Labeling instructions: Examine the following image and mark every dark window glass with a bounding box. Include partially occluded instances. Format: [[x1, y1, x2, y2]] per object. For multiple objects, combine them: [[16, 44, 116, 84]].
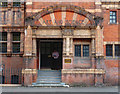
[[106, 44, 113, 56], [12, 43, 20, 53], [12, 32, 20, 41], [115, 44, 120, 56], [0, 1, 8, 7], [83, 45, 89, 57], [13, 1, 20, 7], [75, 45, 81, 57], [0, 32, 7, 41], [0, 43, 7, 53], [17, 10, 21, 18], [110, 11, 117, 24], [11, 75, 19, 84], [13, 11, 15, 23], [3, 11, 6, 23]]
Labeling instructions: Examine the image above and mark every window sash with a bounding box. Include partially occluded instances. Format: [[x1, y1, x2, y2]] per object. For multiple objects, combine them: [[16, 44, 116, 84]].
[[75, 45, 81, 57], [12, 32, 20, 41], [110, 11, 117, 24], [12, 43, 20, 53], [0, 2, 8, 7], [13, 2, 21, 7], [106, 45, 113, 56], [115, 45, 120, 56], [0, 43, 7, 53], [83, 45, 89, 57], [0, 32, 7, 41]]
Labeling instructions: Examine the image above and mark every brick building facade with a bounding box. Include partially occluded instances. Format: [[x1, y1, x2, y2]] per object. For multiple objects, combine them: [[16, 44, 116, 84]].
[[0, 0, 119, 86]]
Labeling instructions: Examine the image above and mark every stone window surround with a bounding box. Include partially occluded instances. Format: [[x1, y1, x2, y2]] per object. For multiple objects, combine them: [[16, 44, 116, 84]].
[[73, 41, 91, 58], [104, 41, 120, 58], [0, 31, 24, 56]]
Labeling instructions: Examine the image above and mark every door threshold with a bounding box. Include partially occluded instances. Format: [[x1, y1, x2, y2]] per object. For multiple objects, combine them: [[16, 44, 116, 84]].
[[39, 68, 52, 70]]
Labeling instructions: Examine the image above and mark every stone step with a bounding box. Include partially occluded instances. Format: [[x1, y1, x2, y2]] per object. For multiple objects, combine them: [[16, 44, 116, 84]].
[[35, 80, 61, 84], [37, 76, 61, 78], [32, 83, 69, 87], [33, 70, 63, 86], [37, 79, 61, 82]]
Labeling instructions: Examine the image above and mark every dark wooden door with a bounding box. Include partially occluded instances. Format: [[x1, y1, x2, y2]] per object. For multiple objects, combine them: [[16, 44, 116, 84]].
[[40, 42, 62, 69]]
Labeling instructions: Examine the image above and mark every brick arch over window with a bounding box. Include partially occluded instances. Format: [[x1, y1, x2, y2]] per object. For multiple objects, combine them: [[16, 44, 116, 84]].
[[26, 5, 102, 26]]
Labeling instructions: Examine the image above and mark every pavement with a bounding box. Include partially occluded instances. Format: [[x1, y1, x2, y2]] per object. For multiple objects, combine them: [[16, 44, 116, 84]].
[[1, 86, 119, 93]]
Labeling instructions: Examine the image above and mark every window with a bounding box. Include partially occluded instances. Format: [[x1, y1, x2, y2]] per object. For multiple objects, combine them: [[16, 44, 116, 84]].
[[11, 75, 19, 84], [13, 0, 21, 7], [12, 32, 20, 41], [3, 11, 6, 24], [0, 43, 7, 53], [0, 0, 8, 7], [106, 44, 113, 56], [75, 45, 81, 57], [115, 44, 120, 56], [12, 43, 20, 53], [12, 32, 20, 53], [0, 32, 7, 41], [13, 11, 15, 24], [110, 11, 117, 24], [83, 45, 89, 57], [0, 32, 7, 53], [74, 44, 90, 57]]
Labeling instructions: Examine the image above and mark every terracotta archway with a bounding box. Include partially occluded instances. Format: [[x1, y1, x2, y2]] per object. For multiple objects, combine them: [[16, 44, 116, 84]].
[[26, 4, 99, 27]]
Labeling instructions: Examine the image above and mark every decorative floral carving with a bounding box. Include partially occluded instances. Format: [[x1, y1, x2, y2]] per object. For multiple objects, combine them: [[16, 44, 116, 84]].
[[61, 29, 73, 36]]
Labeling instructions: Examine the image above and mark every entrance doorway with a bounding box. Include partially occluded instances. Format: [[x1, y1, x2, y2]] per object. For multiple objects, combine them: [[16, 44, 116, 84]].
[[39, 39, 63, 70]]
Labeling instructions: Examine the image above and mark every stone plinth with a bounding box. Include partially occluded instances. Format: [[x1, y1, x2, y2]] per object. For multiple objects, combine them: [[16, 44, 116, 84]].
[[22, 69, 37, 86]]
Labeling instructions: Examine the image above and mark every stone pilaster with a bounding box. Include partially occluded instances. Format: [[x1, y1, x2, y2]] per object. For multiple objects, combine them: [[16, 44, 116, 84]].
[[95, 25, 104, 57], [7, 32, 12, 55], [95, 25, 104, 86], [20, 32, 24, 54], [24, 25, 32, 56], [91, 38, 95, 68], [70, 38, 73, 55], [66, 37, 70, 56], [15, 12, 17, 24], [95, 0, 102, 17], [32, 38, 36, 56], [63, 38, 66, 55], [7, 10, 12, 26]]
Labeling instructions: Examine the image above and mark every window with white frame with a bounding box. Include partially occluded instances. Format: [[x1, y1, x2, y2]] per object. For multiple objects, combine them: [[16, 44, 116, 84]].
[[110, 11, 117, 24]]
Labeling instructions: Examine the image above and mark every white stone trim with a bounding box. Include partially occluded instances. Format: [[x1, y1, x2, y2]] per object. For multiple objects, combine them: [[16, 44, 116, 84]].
[[26, 2, 32, 5]]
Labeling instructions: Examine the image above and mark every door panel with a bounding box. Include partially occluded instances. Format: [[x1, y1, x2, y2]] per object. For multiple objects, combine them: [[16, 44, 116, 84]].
[[40, 42, 62, 69]]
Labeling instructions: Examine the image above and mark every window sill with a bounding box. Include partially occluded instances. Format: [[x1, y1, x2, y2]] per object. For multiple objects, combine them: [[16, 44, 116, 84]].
[[108, 22, 119, 25], [105, 56, 120, 59], [0, 52, 23, 57], [74, 56, 90, 59]]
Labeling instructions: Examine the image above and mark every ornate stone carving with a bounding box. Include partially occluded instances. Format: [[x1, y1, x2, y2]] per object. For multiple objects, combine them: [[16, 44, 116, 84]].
[[61, 29, 73, 36]]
